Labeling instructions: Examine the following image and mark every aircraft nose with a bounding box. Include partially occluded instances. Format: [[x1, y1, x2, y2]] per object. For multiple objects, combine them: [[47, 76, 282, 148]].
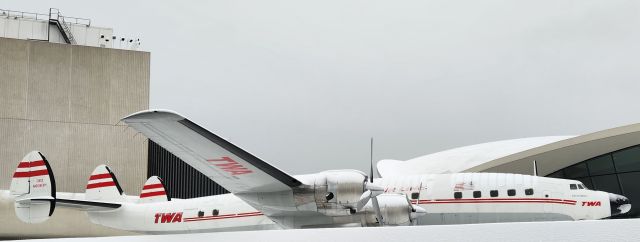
[[609, 193, 631, 217]]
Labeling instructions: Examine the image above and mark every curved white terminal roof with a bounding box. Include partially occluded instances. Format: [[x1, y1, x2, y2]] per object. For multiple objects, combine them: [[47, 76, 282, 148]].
[[377, 123, 640, 177], [377, 136, 573, 177]]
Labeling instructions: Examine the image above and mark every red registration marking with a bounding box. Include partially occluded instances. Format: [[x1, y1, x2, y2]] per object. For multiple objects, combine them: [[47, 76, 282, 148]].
[[207, 157, 253, 176]]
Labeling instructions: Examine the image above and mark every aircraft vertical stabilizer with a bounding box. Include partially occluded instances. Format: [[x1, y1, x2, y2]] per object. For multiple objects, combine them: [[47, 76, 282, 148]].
[[9, 151, 56, 223], [85, 165, 125, 202], [139, 176, 170, 203]]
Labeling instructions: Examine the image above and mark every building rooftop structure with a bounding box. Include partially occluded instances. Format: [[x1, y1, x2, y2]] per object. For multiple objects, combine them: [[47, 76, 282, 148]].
[[0, 8, 140, 49]]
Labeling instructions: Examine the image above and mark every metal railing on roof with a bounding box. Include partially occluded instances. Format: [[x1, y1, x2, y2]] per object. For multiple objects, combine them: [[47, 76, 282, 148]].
[[0, 8, 90, 26]]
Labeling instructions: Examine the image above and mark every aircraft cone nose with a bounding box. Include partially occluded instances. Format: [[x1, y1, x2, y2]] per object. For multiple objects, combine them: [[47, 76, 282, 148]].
[[609, 193, 631, 217]]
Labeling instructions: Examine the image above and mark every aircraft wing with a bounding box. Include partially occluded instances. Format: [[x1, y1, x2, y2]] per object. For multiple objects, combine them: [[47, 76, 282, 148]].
[[122, 110, 302, 194]]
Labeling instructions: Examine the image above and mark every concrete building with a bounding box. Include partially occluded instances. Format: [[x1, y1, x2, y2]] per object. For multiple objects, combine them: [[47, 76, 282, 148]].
[[0, 9, 149, 238]]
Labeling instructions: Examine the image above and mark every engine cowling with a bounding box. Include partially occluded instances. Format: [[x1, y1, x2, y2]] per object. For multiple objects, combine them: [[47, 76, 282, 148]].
[[362, 194, 426, 226]]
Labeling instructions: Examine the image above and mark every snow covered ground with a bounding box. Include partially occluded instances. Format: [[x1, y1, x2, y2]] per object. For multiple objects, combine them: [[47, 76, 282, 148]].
[[12, 218, 640, 242]]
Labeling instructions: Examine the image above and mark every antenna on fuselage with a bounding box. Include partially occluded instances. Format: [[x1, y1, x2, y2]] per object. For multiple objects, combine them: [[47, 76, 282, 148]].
[[533, 160, 538, 176]]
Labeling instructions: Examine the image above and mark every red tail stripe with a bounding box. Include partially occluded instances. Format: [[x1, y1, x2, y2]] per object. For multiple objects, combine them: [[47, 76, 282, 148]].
[[13, 169, 49, 178], [86, 181, 116, 189], [17, 160, 46, 168], [142, 184, 165, 190], [89, 173, 113, 181], [140, 191, 167, 198]]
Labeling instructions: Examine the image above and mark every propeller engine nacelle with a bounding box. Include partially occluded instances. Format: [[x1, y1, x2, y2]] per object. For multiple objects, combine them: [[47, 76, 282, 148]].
[[310, 170, 383, 216], [362, 194, 427, 226]]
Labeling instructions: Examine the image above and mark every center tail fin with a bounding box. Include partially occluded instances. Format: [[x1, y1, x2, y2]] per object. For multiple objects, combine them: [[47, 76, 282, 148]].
[[139, 176, 170, 203], [85, 165, 125, 202], [9, 151, 56, 223]]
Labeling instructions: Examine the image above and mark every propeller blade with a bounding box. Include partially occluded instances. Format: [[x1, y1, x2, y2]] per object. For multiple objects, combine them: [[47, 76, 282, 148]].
[[371, 196, 384, 226], [356, 190, 372, 211], [410, 205, 427, 220]]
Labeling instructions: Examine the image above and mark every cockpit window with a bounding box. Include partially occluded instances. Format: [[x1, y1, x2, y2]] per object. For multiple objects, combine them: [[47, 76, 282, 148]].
[[570, 184, 577, 190], [577, 184, 584, 189]]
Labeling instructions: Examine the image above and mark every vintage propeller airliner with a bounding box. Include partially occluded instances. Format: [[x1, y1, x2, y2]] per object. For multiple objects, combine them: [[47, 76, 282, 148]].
[[9, 110, 631, 234]]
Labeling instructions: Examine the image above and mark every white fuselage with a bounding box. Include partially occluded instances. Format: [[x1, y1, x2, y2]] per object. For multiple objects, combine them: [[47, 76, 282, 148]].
[[73, 173, 615, 234]]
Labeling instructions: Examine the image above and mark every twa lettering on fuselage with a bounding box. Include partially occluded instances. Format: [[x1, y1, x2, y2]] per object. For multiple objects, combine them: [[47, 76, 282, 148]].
[[582, 201, 602, 206], [154, 212, 183, 223], [207, 157, 253, 176]]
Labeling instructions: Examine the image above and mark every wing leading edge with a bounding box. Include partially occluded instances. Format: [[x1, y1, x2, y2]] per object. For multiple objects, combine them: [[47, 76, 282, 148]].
[[122, 110, 302, 194]]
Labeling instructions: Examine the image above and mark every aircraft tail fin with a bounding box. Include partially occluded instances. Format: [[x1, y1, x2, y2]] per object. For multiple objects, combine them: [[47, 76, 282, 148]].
[[139, 176, 170, 203], [9, 151, 56, 223], [85, 165, 125, 202]]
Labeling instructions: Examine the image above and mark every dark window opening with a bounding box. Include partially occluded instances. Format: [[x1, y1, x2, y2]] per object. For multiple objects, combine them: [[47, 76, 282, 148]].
[[525, 188, 534, 195], [473, 191, 481, 198], [490, 190, 498, 197], [454, 192, 462, 199], [198, 211, 204, 217], [570, 184, 577, 190], [325, 192, 334, 201], [212, 209, 219, 216], [577, 184, 584, 189], [507, 189, 516, 196], [411, 192, 419, 200]]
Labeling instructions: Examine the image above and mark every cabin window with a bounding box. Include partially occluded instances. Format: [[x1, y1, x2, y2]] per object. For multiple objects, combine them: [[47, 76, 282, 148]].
[[570, 184, 577, 190], [577, 184, 584, 189], [473, 191, 481, 198], [212, 209, 219, 216], [454, 192, 462, 199], [198, 211, 204, 217], [490, 190, 499, 197], [411, 192, 419, 199], [507, 189, 516, 196], [525, 188, 534, 195]]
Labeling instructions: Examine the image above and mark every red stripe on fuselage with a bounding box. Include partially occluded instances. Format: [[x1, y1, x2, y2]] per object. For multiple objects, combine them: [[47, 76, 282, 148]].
[[183, 212, 264, 222], [89, 173, 112, 180], [413, 198, 576, 205], [140, 191, 166, 198], [86, 181, 116, 189], [142, 184, 164, 190], [12, 169, 48, 178]]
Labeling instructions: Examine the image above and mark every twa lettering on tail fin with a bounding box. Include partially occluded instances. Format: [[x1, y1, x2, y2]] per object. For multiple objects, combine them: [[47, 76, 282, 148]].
[[139, 176, 170, 203], [85, 165, 125, 202], [9, 151, 56, 223]]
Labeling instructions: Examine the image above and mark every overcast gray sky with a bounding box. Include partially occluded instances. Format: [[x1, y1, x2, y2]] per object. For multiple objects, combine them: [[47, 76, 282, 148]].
[[5, 0, 640, 174]]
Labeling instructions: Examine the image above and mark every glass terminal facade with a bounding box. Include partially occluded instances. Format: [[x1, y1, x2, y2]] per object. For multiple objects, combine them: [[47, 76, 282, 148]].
[[547, 145, 640, 218]]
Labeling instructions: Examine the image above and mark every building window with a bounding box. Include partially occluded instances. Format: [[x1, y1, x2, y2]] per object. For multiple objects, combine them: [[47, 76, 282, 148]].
[[473, 191, 481, 198], [507, 189, 516, 196], [570, 184, 577, 190], [525, 188, 534, 195], [613, 146, 640, 173], [490, 190, 498, 197], [586, 155, 615, 176], [454, 192, 462, 199], [411, 192, 419, 199]]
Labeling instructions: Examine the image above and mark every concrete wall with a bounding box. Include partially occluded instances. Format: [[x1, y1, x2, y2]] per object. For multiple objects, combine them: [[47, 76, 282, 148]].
[[0, 37, 149, 238]]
